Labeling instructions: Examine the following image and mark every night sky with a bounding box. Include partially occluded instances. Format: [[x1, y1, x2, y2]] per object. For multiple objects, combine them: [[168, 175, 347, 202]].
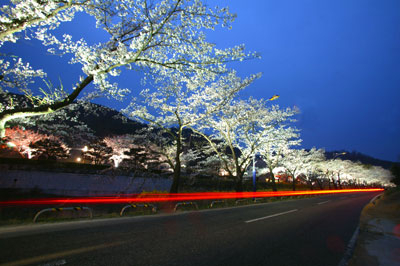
[[2, 0, 400, 162]]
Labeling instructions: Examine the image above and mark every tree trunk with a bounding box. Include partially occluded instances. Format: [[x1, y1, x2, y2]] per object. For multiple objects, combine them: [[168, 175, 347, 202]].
[[169, 165, 181, 193], [331, 177, 337, 189], [234, 168, 245, 192], [292, 176, 296, 191], [307, 180, 314, 190], [169, 131, 182, 194], [269, 167, 277, 191], [316, 179, 323, 190]]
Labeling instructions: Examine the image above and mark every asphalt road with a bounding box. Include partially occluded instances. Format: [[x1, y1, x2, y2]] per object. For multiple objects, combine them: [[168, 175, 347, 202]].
[[0, 191, 380, 266]]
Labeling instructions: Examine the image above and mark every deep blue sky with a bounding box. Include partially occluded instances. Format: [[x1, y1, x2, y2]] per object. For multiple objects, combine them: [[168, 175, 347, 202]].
[[208, 0, 400, 162], [2, 0, 400, 162]]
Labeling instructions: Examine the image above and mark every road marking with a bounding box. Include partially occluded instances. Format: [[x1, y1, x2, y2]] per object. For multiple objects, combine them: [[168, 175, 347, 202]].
[[317, 200, 330, 205], [245, 209, 298, 223], [39, 259, 66, 266]]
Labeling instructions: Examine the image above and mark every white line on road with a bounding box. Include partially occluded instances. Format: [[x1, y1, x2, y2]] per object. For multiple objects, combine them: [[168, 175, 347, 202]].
[[245, 209, 298, 223], [317, 200, 330, 205], [40, 259, 67, 266]]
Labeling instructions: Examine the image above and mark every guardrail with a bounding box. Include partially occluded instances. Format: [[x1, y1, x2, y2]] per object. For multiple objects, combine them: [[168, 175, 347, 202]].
[[120, 203, 157, 216], [33, 207, 93, 223], [235, 199, 248, 205], [174, 202, 199, 212], [210, 200, 225, 208]]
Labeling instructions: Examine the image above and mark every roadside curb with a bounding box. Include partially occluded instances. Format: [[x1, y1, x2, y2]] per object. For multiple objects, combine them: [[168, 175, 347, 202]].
[[338, 226, 360, 266], [346, 190, 400, 266], [338, 192, 383, 266]]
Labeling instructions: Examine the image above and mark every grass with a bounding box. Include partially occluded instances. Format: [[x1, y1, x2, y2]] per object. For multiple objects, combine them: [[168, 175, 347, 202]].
[[360, 187, 400, 222]]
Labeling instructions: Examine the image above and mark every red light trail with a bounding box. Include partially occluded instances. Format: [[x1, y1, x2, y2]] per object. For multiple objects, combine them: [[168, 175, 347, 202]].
[[0, 189, 384, 206]]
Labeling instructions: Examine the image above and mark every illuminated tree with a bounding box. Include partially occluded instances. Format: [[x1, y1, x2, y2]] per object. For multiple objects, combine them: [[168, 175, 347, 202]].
[[81, 139, 112, 165], [125, 69, 258, 193], [3, 126, 47, 158], [29, 137, 70, 160], [123, 145, 158, 171], [298, 148, 326, 189], [0, 0, 256, 138], [197, 98, 298, 191], [258, 126, 301, 191], [317, 158, 394, 189], [103, 135, 136, 168], [280, 148, 325, 191]]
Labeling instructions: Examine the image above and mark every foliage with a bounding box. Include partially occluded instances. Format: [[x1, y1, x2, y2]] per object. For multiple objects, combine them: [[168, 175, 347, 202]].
[[280, 148, 325, 191], [0, 0, 257, 138], [82, 139, 113, 165], [124, 69, 259, 192], [197, 97, 298, 191], [3, 126, 48, 158], [29, 138, 70, 160], [258, 126, 301, 191]]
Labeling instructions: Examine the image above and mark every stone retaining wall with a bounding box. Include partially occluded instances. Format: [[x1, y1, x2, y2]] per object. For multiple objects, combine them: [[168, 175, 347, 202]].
[[0, 170, 172, 196]]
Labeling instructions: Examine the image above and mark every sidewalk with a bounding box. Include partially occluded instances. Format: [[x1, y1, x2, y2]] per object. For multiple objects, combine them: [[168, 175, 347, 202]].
[[348, 189, 400, 266]]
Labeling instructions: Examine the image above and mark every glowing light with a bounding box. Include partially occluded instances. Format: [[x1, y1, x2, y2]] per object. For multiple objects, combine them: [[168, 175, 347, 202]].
[[6, 142, 16, 148], [82, 146, 88, 152], [0, 189, 384, 207], [76, 157, 82, 162], [268, 95, 280, 101]]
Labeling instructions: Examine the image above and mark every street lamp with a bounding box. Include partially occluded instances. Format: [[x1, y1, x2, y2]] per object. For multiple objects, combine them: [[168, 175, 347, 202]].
[[333, 152, 346, 159], [268, 95, 280, 101]]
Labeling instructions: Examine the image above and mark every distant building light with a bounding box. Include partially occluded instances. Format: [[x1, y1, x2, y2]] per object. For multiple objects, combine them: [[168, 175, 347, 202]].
[[76, 157, 82, 162]]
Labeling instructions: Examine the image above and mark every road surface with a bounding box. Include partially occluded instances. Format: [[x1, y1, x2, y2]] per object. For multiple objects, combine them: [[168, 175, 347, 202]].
[[0, 191, 380, 266]]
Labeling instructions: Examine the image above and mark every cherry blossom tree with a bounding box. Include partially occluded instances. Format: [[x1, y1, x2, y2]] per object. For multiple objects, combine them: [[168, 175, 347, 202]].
[[258, 126, 301, 191], [298, 148, 326, 189], [29, 137, 70, 160], [124, 70, 259, 193], [196, 98, 298, 191], [317, 158, 394, 189], [81, 139, 112, 165], [3, 126, 48, 158], [0, 0, 257, 138], [280, 148, 325, 191], [3, 126, 70, 160], [103, 135, 137, 168]]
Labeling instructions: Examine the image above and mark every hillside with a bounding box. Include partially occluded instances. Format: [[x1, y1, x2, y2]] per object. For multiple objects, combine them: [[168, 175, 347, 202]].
[[325, 150, 394, 170], [0, 93, 144, 139], [1, 93, 395, 169]]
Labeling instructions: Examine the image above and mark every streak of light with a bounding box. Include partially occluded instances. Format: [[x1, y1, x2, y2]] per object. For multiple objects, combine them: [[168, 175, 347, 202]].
[[0, 189, 384, 206]]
